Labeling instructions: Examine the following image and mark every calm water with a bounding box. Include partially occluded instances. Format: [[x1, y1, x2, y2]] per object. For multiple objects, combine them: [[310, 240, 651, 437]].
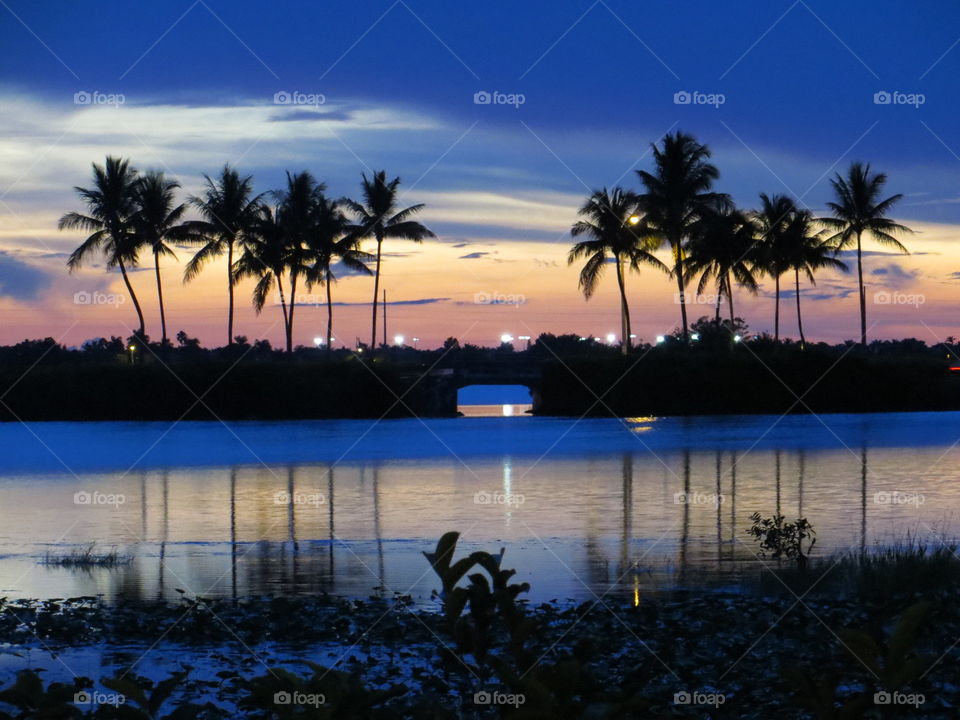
[[0, 412, 958, 604]]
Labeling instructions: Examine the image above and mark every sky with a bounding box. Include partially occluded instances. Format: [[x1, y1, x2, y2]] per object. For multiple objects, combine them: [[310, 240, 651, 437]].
[[1, 0, 960, 348]]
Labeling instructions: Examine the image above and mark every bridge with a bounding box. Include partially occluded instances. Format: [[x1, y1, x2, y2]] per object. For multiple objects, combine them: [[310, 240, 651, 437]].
[[402, 363, 544, 416]]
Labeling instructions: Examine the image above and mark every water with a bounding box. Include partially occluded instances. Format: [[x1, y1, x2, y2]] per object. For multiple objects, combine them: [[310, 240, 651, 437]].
[[0, 412, 958, 605]]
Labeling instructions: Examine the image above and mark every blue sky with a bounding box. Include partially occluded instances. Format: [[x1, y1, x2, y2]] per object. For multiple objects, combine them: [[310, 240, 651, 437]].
[[1, 0, 959, 346]]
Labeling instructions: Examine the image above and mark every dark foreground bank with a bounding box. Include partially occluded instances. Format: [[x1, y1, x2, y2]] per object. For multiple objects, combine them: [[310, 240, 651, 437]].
[[1, 540, 958, 718]]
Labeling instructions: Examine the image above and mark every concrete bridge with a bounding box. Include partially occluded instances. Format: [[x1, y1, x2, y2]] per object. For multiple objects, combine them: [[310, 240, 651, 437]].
[[403, 363, 544, 416]]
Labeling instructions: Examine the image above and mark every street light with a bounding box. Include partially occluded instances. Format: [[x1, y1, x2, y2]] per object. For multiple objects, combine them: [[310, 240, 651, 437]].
[[628, 215, 641, 225], [690, 333, 700, 341], [655, 335, 666, 344], [606, 333, 617, 344], [500, 333, 514, 344], [412, 337, 420, 348], [313, 336, 324, 347], [518, 335, 532, 350], [733, 334, 742, 343], [394, 335, 405, 346]]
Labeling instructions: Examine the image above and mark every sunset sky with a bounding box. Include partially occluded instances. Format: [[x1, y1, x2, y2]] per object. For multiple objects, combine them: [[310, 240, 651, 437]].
[[1, 0, 959, 348]]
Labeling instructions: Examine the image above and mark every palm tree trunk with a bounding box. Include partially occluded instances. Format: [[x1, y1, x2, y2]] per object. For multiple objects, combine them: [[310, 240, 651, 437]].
[[370, 234, 384, 351], [276, 274, 289, 337], [154, 251, 167, 346], [287, 273, 297, 353], [118, 257, 146, 338], [227, 240, 235, 346], [856, 231, 866, 346], [727, 271, 735, 329], [615, 257, 630, 354], [673, 240, 688, 339], [714, 292, 721, 323], [795, 266, 805, 348], [326, 268, 334, 359], [774, 274, 780, 342]]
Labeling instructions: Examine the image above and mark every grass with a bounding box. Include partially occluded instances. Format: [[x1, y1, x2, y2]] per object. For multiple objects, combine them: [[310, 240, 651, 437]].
[[40, 542, 129, 569]]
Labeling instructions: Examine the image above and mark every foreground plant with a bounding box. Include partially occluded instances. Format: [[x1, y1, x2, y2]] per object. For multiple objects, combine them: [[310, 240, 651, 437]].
[[747, 512, 816, 567]]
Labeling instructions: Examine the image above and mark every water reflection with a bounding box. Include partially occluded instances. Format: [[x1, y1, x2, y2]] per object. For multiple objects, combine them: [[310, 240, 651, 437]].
[[0, 422, 954, 605]]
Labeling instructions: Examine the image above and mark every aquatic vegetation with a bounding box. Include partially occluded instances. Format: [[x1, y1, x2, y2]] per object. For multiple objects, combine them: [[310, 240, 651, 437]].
[[746, 512, 816, 566], [41, 543, 129, 569]]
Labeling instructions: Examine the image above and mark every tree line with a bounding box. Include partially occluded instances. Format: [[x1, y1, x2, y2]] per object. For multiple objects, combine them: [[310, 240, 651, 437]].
[[570, 131, 912, 353], [59, 159, 433, 352]]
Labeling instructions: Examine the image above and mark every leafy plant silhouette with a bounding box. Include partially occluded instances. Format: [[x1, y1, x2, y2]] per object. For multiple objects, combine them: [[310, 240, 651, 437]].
[[747, 512, 816, 567]]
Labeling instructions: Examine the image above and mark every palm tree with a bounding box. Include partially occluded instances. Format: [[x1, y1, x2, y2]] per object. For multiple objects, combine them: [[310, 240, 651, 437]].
[[131, 171, 192, 346], [568, 187, 666, 353], [753, 193, 797, 341], [59, 156, 146, 337], [782, 209, 848, 347], [275, 171, 325, 353], [234, 205, 291, 333], [685, 207, 760, 328], [306, 196, 373, 356], [343, 171, 435, 350], [185, 166, 266, 346], [636, 132, 730, 340], [820, 162, 913, 346]]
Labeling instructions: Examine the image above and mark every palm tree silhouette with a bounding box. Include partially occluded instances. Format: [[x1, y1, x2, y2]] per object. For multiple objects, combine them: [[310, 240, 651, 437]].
[[820, 162, 912, 346], [131, 171, 192, 346], [60, 156, 147, 337], [342, 171, 434, 350], [306, 195, 372, 356], [685, 207, 759, 328], [234, 205, 291, 333], [783, 209, 848, 347], [275, 171, 326, 353], [753, 193, 797, 341], [185, 166, 266, 346], [569, 187, 666, 353], [636, 132, 730, 340]]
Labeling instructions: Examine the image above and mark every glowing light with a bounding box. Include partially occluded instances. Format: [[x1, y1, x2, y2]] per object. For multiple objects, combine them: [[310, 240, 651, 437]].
[[313, 337, 324, 347], [394, 335, 405, 346], [518, 335, 531, 340], [606, 333, 617, 344], [628, 214, 641, 225], [690, 333, 700, 341], [128, 345, 136, 351], [502, 404, 514, 416], [500, 333, 514, 343], [633, 575, 640, 607], [733, 334, 742, 343], [655, 335, 665, 344]]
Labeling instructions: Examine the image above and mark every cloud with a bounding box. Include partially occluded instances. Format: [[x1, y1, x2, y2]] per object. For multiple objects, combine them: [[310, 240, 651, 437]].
[[0, 251, 53, 300], [329, 297, 449, 307], [269, 109, 354, 123], [870, 263, 920, 288], [459, 251, 489, 259]]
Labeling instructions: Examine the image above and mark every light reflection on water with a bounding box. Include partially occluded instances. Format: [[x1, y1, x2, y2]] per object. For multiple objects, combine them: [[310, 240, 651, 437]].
[[0, 414, 958, 605]]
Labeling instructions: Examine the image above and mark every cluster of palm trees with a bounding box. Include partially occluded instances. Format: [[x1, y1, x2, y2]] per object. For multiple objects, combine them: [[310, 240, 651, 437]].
[[570, 131, 912, 353], [60, 157, 433, 352]]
